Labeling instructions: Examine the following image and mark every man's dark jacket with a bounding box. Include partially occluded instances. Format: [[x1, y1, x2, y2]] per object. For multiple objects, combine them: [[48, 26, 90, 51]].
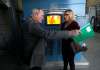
[[22, 17, 71, 66]]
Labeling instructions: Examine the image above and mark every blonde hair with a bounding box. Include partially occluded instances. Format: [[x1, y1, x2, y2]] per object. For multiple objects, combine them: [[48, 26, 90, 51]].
[[64, 9, 75, 20], [32, 8, 43, 16]]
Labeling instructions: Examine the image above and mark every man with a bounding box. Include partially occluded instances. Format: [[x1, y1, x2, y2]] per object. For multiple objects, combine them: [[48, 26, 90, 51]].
[[22, 8, 80, 70]]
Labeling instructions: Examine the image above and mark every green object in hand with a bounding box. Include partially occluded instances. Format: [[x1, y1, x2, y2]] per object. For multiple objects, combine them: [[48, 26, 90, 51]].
[[73, 22, 94, 43]]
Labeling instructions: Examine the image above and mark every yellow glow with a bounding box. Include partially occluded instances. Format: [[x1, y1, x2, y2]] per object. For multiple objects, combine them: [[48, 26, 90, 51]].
[[47, 15, 61, 25]]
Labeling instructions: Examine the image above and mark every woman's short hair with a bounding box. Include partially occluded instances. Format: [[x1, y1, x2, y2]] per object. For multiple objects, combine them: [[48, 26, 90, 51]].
[[64, 9, 75, 20], [64, 9, 73, 13]]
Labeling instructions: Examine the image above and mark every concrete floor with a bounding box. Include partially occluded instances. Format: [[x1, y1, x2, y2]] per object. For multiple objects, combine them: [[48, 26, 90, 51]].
[[83, 32, 100, 70], [0, 32, 100, 70], [43, 32, 100, 70]]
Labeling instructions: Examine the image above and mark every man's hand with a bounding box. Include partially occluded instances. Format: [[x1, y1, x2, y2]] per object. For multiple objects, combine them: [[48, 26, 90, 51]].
[[68, 30, 80, 37]]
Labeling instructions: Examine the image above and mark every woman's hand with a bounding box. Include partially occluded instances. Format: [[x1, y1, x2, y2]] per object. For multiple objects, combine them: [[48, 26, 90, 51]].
[[68, 30, 80, 37]]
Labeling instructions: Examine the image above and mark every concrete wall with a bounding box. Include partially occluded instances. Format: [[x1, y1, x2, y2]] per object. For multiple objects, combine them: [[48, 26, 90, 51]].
[[87, 0, 100, 7], [23, 0, 86, 17]]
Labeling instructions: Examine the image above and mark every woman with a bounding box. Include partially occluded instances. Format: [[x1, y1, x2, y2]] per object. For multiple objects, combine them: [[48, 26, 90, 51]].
[[61, 9, 80, 70]]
